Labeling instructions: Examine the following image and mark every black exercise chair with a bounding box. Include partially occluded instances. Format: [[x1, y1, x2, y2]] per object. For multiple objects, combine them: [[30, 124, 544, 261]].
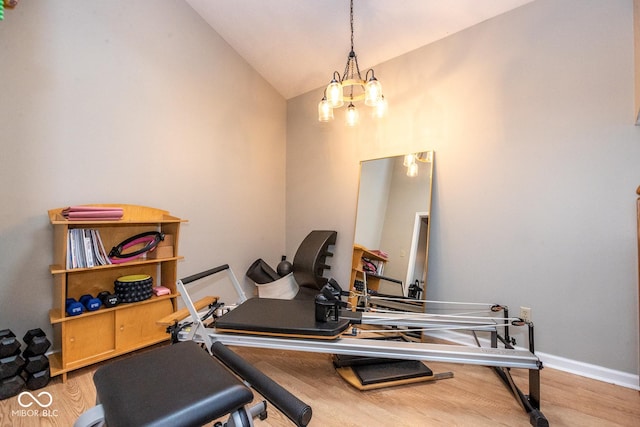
[[75, 341, 311, 427]]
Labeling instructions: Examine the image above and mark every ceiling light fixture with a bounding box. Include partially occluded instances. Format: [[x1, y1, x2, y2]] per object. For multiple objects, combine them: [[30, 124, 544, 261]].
[[318, 0, 387, 126]]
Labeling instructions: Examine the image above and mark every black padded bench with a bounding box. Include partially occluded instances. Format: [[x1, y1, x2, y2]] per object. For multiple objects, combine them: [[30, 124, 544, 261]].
[[75, 341, 255, 427]]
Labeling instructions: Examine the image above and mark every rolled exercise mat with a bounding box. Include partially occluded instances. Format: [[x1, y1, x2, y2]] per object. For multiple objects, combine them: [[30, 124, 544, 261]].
[[211, 341, 312, 427]]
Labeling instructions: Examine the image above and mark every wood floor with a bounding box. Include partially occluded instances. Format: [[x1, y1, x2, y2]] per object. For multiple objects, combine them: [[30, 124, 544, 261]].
[[1, 344, 638, 427]]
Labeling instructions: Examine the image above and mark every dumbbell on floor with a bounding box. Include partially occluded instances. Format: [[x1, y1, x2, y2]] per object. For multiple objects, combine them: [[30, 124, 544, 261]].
[[21, 329, 50, 391], [0, 375, 25, 400], [1, 328, 52, 399], [23, 329, 51, 358], [0, 329, 25, 400], [24, 354, 49, 375], [0, 353, 45, 396], [0, 354, 25, 380], [0, 329, 21, 358], [23, 369, 50, 390]]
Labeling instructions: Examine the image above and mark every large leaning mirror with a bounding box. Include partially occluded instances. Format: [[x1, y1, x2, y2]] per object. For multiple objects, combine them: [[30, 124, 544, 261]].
[[350, 151, 434, 311]]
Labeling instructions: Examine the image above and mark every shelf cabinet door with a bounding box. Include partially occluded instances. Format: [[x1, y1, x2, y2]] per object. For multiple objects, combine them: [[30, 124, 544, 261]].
[[64, 312, 116, 366], [115, 299, 173, 350]]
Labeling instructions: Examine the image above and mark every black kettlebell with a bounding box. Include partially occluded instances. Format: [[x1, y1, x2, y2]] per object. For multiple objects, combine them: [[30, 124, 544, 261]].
[[277, 255, 292, 277]]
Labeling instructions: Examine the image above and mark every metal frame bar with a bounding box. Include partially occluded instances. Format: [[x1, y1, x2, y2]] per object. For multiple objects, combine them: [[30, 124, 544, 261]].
[[179, 330, 541, 370]]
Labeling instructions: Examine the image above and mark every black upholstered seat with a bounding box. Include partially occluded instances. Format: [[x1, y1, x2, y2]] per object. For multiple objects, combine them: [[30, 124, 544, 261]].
[[93, 341, 253, 427]]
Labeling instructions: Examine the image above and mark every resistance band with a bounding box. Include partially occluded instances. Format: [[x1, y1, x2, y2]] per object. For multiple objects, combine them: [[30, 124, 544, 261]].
[[109, 231, 164, 264]]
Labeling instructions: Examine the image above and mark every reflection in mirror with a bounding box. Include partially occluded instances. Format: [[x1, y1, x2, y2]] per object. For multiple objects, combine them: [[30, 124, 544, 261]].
[[350, 151, 434, 310]]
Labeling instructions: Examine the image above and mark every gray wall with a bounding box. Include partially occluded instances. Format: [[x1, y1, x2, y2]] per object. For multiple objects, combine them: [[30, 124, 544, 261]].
[[286, 0, 640, 374], [0, 1, 287, 342]]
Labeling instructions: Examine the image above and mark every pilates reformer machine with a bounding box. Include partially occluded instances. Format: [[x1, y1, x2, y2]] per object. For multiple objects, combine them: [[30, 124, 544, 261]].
[[165, 261, 548, 427], [76, 231, 548, 427]]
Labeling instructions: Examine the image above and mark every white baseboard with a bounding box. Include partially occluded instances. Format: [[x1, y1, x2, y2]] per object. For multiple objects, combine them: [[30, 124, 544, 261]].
[[425, 330, 640, 391], [537, 351, 640, 390]]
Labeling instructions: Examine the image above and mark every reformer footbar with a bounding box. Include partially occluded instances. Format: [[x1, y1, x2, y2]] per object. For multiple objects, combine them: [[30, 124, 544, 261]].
[[170, 265, 548, 427]]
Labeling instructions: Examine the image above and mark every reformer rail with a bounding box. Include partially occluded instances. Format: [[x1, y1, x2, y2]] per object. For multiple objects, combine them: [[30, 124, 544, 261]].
[[179, 330, 541, 370]]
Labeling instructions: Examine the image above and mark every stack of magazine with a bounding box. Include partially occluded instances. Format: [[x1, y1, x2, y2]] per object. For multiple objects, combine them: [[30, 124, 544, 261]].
[[67, 229, 112, 269]]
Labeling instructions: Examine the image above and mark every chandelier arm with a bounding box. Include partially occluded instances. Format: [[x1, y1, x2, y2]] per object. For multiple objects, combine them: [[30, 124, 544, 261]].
[[342, 56, 351, 82], [353, 52, 362, 80], [365, 69, 375, 81]]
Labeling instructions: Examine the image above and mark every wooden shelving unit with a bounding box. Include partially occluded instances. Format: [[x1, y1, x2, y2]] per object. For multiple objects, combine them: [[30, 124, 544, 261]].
[[47, 204, 185, 381], [348, 244, 388, 308]]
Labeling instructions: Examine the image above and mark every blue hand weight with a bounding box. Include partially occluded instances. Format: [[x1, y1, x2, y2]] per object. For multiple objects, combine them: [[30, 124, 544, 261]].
[[66, 298, 84, 316], [80, 294, 102, 311]]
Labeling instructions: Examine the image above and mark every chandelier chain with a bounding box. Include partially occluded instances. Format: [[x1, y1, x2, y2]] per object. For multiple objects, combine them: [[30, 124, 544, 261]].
[[350, 0, 354, 52]]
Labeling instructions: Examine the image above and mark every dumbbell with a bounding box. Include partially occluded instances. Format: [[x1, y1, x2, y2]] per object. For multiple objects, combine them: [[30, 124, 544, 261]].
[[21, 329, 51, 391], [97, 291, 119, 308], [23, 369, 49, 390], [22, 329, 51, 358], [0, 354, 25, 380], [23, 354, 48, 375], [80, 294, 102, 311], [0, 329, 21, 358], [0, 375, 25, 400], [66, 298, 84, 316]]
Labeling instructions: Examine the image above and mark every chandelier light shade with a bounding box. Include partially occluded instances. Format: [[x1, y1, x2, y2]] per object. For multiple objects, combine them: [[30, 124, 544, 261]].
[[318, 93, 334, 122], [407, 162, 419, 177], [327, 73, 344, 108], [373, 95, 388, 118], [404, 152, 433, 177], [318, 0, 386, 125], [364, 70, 382, 106], [345, 103, 359, 127], [403, 154, 416, 167]]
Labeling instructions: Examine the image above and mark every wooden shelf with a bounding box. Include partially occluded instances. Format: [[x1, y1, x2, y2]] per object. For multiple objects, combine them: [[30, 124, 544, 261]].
[[47, 204, 184, 382], [50, 256, 184, 275], [49, 294, 179, 324], [349, 244, 389, 308], [48, 204, 185, 224]]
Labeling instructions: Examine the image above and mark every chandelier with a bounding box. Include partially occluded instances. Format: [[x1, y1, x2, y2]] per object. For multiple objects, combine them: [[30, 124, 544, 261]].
[[318, 0, 387, 126]]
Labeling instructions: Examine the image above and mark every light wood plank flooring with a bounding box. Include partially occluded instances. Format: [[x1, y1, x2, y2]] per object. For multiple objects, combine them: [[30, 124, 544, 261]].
[[1, 344, 638, 426]]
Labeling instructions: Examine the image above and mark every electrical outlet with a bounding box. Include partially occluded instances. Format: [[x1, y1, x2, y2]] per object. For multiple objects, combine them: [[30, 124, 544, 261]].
[[520, 306, 532, 323]]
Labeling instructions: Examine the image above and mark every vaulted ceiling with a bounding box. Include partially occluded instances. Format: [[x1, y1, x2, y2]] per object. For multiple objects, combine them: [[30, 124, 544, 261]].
[[186, 0, 534, 99]]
